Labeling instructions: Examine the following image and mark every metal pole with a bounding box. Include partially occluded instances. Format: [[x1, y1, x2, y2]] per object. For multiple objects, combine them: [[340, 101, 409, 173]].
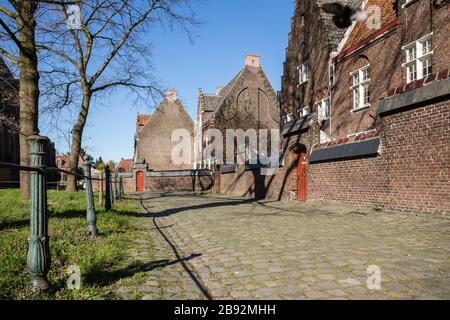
[[83, 156, 98, 237], [114, 173, 119, 201], [119, 176, 124, 198], [110, 173, 115, 205], [105, 166, 112, 211], [99, 172, 104, 207], [27, 135, 51, 290]]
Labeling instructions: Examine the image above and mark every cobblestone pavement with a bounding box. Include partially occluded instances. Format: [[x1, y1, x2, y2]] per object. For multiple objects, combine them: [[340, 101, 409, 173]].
[[134, 193, 450, 300]]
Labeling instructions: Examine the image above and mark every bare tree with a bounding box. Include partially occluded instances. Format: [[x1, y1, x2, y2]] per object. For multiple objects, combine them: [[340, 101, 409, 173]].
[[0, 1, 43, 199], [37, 0, 198, 191]]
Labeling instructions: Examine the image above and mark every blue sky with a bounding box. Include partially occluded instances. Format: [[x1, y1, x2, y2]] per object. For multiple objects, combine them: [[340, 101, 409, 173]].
[[43, 0, 294, 163]]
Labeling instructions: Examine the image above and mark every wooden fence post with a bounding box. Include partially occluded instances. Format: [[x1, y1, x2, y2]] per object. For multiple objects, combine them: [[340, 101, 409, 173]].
[[105, 166, 112, 211], [27, 135, 51, 290], [83, 156, 98, 237]]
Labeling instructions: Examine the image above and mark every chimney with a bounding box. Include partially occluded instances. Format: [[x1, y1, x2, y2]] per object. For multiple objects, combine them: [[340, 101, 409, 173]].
[[166, 89, 178, 102], [216, 87, 224, 95], [245, 54, 260, 68]]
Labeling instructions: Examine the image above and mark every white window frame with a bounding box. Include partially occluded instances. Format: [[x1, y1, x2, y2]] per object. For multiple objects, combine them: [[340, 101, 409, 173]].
[[402, 33, 433, 84], [298, 105, 310, 117], [298, 62, 310, 85], [350, 65, 371, 112], [316, 97, 330, 121], [282, 113, 294, 124]]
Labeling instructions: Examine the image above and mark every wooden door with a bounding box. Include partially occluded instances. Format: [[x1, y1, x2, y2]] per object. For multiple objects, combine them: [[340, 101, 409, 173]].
[[136, 172, 144, 192], [297, 153, 308, 201]]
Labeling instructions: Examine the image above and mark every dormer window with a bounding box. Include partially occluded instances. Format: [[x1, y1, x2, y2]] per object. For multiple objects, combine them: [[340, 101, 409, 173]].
[[298, 62, 310, 84], [403, 34, 433, 83]]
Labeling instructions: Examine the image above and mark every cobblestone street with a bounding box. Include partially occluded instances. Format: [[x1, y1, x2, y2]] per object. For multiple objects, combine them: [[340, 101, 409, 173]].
[[126, 193, 450, 300]]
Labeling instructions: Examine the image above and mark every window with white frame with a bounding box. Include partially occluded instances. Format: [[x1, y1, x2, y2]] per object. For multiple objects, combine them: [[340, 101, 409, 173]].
[[316, 98, 330, 121], [403, 34, 433, 83], [282, 113, 293, 124], [298, 105, 310, 117], [298, 62, 310, 84], [351, 65, 370, 111]]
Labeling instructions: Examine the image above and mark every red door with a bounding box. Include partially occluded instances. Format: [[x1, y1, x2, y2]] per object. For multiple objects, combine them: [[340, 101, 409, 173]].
[[297, 153, 308, 201], [136, 172, 144, 192]]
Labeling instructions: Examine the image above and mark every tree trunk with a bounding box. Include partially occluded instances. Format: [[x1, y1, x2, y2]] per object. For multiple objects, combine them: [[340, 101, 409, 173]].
[[16, 2, 39, 199], [66, 91, 91, 192]]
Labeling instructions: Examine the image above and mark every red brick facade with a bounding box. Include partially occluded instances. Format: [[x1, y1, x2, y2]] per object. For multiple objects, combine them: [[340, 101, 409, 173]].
[[309, 100, 450, 214], [275, 0, 450, 214]]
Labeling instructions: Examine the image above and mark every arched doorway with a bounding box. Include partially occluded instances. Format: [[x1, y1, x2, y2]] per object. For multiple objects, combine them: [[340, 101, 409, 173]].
[[136, 171, 144, 192], [297, 146, 308, 202]]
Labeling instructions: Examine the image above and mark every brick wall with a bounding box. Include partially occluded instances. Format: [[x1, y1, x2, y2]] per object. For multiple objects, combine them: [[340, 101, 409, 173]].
[[308, 100, 450, 215], [145, 175, 213, 193], [120, 173, 213, 193]]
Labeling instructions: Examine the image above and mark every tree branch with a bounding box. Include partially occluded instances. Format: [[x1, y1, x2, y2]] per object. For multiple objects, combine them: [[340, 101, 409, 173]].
[[37, 44, 79, 68], [0, 5, 16, 19], [92, 80, 158, 93], [0, 17, 22, 51], [0, 46, 18, 64], [89, 0, 161, 85]]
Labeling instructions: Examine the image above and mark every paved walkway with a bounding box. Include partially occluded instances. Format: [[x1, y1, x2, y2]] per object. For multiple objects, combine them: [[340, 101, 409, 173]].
[[132, 193, 450, 300]]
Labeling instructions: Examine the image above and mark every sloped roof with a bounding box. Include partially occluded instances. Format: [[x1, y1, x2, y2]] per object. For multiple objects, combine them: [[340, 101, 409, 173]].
[[342, 0, 397, 50], [118, 158, 133, 173], [139, 94, 194, 135], [317, 0, 365, 50], [200, 68, 245, 114], [202, 94, 222, 112]]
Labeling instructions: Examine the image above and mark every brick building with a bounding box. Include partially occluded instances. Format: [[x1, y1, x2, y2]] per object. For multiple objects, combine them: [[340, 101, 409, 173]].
[[117, 158, 133, 173], [122, 89, 212, 193], [276, 0, 450, 214], [55, 155, 84, 189], [0, 59, 20, 187], [196, 54, 281, 198], [134, 89, 194, 171]]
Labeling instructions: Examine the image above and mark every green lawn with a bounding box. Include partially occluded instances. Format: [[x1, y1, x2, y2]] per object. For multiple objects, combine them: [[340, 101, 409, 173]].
[[0, 189, 143, 300]]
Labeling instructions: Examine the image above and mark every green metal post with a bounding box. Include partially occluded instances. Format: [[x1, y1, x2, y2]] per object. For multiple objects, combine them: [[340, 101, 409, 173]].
[[105, 166, 112, 211], [114, 173, 119, 200], [27, 135, 51, 290], [83, 156, 98, 237], [119, 176, 124, 198], [110, 173, 115, 205]]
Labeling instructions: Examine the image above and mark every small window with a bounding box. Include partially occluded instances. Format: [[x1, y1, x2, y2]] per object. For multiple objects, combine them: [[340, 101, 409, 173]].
[[403, 34, 433, 83], [329, 64, 336, 87], [298, 62, 310, 84], [298, 106, 310, 117], [316, 98, 330, 121], [351, 65, 370, 111], [282, 113, 294, 124]]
